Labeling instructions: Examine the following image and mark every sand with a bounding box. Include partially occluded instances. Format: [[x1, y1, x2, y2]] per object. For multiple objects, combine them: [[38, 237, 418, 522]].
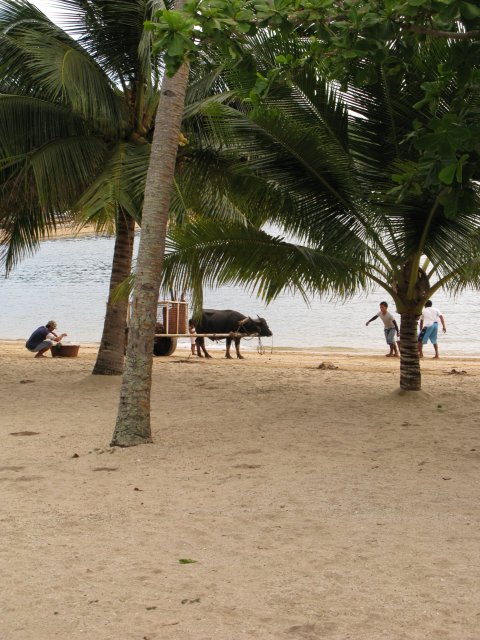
[[1, 341, 479, 640]]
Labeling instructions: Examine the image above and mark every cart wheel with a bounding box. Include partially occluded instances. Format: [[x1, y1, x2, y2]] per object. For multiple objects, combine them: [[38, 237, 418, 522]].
[[153, 337, 177, 356]]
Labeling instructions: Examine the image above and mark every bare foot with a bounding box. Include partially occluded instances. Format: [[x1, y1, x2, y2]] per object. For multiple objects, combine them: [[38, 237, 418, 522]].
[[34, 354, 47, 358], [385, 353, 393, 357], [433, 356, 439, 359]]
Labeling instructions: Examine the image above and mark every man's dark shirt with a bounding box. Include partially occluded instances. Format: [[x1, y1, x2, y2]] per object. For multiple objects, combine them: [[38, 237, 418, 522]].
[[26, 326, 50, 350]]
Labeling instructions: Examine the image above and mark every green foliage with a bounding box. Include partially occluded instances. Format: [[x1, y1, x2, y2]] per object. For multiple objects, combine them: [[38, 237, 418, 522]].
[[150, 0, 480, 220], [160, 31, 480, 313], [0, 0, 163, 271]]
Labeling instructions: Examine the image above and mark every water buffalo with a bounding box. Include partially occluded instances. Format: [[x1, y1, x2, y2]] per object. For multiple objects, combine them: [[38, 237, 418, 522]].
[[192, 309, 272, 359]]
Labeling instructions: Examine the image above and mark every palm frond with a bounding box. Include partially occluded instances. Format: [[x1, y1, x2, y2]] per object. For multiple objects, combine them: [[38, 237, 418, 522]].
[[51, 0, 164, 90], [75, 141, 150, 230], [162, 219, 369, 306], [0, 1, 125, 135]]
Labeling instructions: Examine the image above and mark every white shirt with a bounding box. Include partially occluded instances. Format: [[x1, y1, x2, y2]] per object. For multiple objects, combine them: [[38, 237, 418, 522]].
[[376, 311, 396, 329], [421, 307, 442, 327]]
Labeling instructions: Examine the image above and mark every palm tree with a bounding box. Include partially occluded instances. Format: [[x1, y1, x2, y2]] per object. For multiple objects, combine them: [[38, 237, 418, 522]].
[[111, 0, 190, 447], [0, 0, 163, 375], [160, 34, 480, 391], [0, 0, 262, 378]]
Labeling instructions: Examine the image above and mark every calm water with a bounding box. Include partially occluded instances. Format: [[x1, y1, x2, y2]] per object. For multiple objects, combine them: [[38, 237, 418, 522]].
[[1, 234, 478, 354]]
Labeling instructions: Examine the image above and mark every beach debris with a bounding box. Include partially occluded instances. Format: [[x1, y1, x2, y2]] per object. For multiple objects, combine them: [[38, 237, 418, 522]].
[[446, 368, 467, 375], [92, 466, 118, 472], [9, 430, 39, 436], [179, 558, 198, 564], [71, 453, 80, 459], [442, 476, 452, 480], [19, 379, 35, 384], [317, 361, 339, 370], [233, 464, 262, 469]]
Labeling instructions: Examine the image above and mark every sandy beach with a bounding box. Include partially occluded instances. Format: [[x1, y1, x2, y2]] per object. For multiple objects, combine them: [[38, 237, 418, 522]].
[[1, 341, 479, 639]]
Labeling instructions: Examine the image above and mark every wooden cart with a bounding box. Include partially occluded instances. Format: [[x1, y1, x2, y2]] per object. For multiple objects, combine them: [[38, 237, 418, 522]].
[[127, 300, 252, 357]]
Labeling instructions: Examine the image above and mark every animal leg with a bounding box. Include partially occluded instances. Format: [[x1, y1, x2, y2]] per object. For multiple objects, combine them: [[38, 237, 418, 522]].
[[225, 337, 233, 359], [235, 338, 244, 359], [196, 337, 212, 359]]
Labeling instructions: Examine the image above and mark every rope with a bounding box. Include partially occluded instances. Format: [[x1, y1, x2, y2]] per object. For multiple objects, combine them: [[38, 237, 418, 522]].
[[258, 336, 274, 356], [213, 317, 275, 357], [239, 334, 274, 356], [257, 337, 266, 355]]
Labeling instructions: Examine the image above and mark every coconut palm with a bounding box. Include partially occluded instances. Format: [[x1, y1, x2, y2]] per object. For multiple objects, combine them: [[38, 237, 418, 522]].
[[0, 0, 163, 375], [111, 0, 196, 446], [160, 34, 480, 391], [0, 0, 265, 378]]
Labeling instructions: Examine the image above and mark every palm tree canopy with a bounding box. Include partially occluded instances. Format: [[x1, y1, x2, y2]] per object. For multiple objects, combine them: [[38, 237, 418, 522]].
[[0, 0, 166, 270], [161, 33, 480, 310]]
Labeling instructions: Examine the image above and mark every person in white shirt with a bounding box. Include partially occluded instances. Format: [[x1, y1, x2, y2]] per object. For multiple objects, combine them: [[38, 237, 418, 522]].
[[418, 300, 446, 359], [366, 301, 400, 357]]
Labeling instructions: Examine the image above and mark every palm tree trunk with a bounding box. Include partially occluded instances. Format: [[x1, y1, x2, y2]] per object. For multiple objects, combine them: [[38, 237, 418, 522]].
[[111, 62, 189, 446], [92, 209, 136, 375], [399, 312, 421, 391]]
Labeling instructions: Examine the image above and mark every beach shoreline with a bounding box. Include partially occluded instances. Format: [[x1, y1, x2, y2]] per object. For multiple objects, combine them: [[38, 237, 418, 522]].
[[6, 337, 480, 359], [1, 341, 479, 639], [42, 222, 140, 240]]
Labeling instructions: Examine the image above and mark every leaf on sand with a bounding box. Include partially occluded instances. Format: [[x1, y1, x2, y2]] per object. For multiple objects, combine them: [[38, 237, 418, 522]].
[[179, 558, 198, 564], [10, 431, 39, 436]]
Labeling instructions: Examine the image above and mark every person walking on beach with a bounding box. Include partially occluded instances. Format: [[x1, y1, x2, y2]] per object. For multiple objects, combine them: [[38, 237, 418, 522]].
[[25, 321, 67, 358], [366, 301, 400, 357], [418, 300, 446, 359]]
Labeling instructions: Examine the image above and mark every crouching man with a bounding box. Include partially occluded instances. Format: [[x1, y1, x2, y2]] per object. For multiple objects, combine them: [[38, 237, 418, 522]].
[[25, 320, 67, 358]]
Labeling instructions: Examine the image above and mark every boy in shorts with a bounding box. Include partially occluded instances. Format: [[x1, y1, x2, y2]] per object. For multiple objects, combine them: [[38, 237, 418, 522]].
[[418, 300, 446, 359], [366, 302, 400, 357]]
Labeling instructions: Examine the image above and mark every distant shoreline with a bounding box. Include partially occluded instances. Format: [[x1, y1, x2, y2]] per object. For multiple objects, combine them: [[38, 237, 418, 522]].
[[42, 223, 139, 240], [43, 223, 111, 240]]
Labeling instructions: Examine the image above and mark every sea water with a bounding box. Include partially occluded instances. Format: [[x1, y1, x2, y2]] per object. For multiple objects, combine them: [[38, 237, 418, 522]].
[[1, 233, 478, 354]]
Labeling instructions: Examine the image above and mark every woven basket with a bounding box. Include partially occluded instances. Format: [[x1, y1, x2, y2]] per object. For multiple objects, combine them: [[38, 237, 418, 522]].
[[51, 344, 80, 358]]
